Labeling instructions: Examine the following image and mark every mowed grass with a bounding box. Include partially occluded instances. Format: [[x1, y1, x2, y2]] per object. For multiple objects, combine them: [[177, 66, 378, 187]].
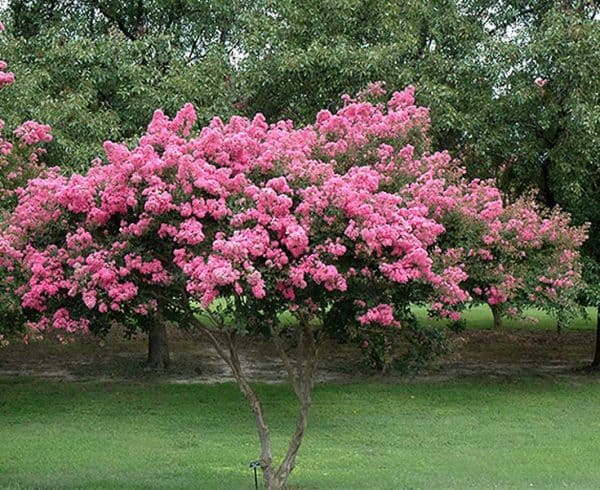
[[413, 305, 597, 331], [208, 298, 598, 332], [1, 378, 600, 489]]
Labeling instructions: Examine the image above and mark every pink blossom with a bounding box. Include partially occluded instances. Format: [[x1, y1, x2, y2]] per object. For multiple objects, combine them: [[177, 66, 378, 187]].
[[14, 121, 53, 145], [0, 82, 585, 345], [358, 304, 401, 328]]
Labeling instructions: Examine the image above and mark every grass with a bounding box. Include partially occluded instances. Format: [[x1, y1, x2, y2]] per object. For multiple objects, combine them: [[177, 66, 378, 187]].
[[413, 305, 597, 331], [1, 378, 600, 489], [206, 299, 598, 332]]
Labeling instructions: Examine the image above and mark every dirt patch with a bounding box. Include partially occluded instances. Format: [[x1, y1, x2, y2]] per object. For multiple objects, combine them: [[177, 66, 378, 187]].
[[0, 327, 598, 384]]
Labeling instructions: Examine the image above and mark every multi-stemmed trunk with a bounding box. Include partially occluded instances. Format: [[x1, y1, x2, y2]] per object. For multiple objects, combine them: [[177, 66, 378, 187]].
[[555, 308, 568, 336], [192, 314, 318, 489], [490, 304, 503, 329], [146, 319, 170, 369]]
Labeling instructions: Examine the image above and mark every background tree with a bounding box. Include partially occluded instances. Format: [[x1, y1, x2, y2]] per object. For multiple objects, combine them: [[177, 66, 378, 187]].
[[0, 0, 248, 169], [459, 195, 586, 329]]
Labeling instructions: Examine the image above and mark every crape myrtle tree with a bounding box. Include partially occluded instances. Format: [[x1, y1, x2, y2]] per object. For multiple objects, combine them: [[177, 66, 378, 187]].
[[4, 2, 597, 342], [457, 195, 586, 329], [0, 84, 585, 487]]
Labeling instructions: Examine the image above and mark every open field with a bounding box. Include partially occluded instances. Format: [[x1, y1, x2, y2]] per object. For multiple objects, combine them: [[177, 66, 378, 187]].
[[1, 378, 600, 489], [413, 305, 597, 331], [1, 307, 598, 488]]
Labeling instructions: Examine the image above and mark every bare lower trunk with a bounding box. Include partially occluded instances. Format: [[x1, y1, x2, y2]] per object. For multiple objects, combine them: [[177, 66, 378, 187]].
[[225, 334, 276, 484], [592, 306, 600, 370], [192, 314, 318, 490], [271, 397, 312, 488], [146, 320, 170, 369], [269, 322, 317, 488], [490, 304, 503, 329], [556, 309, 567, 336]]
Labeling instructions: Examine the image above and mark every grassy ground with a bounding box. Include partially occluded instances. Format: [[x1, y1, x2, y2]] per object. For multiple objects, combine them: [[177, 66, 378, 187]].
[[1, 378, 600, 489], [413, 305, 597, 331], [1, 307, 598, 488]]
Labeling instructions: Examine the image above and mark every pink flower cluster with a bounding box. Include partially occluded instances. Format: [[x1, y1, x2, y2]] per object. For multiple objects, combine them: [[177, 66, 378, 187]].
[[0, 82, 586, 336], [0, 59, 15, 89], [358, 304, 400, 328], [14, 121, 53, 146]]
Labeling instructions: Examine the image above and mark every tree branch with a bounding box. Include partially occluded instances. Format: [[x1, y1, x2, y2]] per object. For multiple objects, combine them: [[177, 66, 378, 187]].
[[270, 325, 302, 398], [91, 1, 137, 40]]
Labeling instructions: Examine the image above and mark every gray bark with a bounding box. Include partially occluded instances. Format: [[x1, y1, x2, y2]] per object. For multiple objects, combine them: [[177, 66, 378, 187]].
[[490, 304, 503, 329], [191, 313, 318, 490], [146, 319, 170, 369]]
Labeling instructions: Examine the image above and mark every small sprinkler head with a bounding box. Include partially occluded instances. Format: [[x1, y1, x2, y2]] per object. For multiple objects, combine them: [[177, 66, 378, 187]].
[[249, 460, 261, 489]]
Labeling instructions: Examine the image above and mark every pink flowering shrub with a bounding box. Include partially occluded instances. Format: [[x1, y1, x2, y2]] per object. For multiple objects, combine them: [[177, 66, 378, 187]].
[[0, 83, 586, 341], [460, 195, 586, 325]]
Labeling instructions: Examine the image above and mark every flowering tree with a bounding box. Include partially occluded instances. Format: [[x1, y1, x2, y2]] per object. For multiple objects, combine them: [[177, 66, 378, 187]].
[[462, 196, 586, 329], [0, 83, 585, 488], [418, 184, 587, 330]]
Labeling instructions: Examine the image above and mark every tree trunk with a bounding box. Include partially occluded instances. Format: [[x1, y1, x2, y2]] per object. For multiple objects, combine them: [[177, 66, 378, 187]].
[[270, 396, 312, 488], [490, 304, 503, 329], [592, 306, 600, 370], [192, 314, 318, 490], [146, 319, 170, 369]]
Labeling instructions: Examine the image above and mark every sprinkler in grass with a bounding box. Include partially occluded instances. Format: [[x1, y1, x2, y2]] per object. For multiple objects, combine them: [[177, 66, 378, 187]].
[[249, 460, 261, 489]]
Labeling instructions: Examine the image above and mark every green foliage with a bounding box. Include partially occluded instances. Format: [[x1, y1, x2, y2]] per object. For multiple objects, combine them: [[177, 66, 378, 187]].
[[448, 317, 467, 333], [324, 302, 447, 372], [3, 2, 597, 233], [0, 8, 242, 169]]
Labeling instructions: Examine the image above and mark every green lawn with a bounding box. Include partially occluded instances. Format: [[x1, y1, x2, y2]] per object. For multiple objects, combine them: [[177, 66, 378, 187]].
[[211, 300, 597, 332], [413, 305, 597, 331], [1, 378, 600, 489]]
